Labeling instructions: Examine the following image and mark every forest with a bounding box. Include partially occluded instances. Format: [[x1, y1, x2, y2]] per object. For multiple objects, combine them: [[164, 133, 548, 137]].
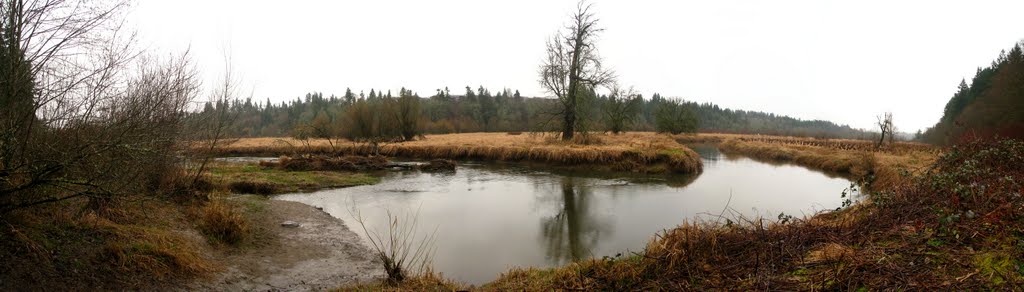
[[922, 42, 1024, 145], [203, 86, 870, 141]]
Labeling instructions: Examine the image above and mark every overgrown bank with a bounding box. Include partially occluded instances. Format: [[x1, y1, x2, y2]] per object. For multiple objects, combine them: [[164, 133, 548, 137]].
[[678, 133, 939, 190], [209, 132, 703, 174]]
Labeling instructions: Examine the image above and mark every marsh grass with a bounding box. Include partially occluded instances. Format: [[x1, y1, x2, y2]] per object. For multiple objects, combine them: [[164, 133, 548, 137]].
[[208, 132, 703, 174]]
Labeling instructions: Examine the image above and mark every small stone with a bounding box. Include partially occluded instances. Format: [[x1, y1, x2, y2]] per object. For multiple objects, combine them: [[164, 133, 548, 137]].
[[281, 221, 301, 228], [965, 210, 977, 219]]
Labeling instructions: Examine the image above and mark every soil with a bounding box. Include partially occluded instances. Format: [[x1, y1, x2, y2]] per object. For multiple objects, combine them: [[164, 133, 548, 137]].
[[189, 199, 382, 291]]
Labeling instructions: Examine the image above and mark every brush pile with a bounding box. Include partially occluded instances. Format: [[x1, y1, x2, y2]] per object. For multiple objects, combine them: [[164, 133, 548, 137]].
[[260, 155, 389, 172]]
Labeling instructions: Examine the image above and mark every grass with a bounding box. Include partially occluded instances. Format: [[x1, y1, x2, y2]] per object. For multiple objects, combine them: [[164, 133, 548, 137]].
[[0, 197, 215, 290], [205, 161, 381, 195], [206, 132, 703, 174], [707, 134, 938, 190], [197, 199, 250, 245]]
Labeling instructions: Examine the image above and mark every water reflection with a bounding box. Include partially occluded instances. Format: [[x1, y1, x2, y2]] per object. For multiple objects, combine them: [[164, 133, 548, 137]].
[[540, 177, 609, 264]]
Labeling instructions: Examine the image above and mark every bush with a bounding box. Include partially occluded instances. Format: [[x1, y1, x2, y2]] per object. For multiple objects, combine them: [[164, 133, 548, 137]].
[[198, 201, 249, 245], [228, 181, 278, 195]]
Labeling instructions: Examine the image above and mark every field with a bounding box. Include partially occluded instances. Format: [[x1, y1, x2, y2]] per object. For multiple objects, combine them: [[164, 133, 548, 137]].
[[211, 132, 703, 174]]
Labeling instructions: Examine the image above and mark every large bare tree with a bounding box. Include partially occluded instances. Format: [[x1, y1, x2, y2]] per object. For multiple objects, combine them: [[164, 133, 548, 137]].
[[539, 1, 614, 141]]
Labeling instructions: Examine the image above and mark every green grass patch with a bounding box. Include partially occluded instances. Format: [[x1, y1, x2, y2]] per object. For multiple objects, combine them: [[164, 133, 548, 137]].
[[207, 162, 380, 195]]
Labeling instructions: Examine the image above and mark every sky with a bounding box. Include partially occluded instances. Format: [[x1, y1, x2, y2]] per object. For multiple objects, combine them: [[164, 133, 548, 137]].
[[126, 0, 1024, 132]]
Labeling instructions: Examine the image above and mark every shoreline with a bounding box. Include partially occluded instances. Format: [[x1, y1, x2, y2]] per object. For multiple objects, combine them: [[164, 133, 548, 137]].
[[187, 197, 383, 291]]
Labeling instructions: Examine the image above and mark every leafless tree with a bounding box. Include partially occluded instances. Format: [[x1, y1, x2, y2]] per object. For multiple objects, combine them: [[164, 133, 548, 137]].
[[876, 112, 896, 148], [1, 0, 200, 214], [186, 54, 242, 186], [539, 0, 615, 141]]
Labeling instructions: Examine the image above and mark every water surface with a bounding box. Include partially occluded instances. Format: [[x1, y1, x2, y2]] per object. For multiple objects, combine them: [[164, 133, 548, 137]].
[[275, 146, 858, 284]]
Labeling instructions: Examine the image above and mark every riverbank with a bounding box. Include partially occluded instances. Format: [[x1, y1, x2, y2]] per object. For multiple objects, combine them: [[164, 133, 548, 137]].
[[209, 132, 703, 174], [681, 133, 939, 189], [189, 197, 382, 291]]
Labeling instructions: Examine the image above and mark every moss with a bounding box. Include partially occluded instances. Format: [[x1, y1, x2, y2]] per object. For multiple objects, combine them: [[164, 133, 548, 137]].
[[973, 251, 1023, 285]]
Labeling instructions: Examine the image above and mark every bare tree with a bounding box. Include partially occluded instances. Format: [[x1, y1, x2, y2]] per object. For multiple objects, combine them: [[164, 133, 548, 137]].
[[876, 112, 896, 148], [187, 54, 242, 186], [0, 0, 200, 214], [539, 0, 615, 141]]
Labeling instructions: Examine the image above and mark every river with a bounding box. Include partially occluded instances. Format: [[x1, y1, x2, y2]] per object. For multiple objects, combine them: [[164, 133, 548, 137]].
[[275, 145, 860, 285]]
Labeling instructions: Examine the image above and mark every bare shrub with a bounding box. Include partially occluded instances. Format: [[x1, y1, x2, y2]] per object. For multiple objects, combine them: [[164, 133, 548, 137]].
[[351, 208, 438, 284]]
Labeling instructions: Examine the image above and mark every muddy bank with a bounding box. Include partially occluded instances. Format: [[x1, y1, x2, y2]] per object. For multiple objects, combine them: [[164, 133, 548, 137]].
[[190, 199, 382, 291]]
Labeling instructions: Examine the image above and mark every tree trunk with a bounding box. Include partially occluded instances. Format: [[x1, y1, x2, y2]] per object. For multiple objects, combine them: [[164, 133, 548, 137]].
[[562, 103, 576, 140]]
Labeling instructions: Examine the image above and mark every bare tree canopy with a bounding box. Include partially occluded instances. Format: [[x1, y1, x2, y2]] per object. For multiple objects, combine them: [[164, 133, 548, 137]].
[[1, 0, 202, 214], [539, 1, 615, 141]]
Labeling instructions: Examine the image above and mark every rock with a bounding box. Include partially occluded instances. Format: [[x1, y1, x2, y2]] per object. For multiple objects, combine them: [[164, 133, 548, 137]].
[[965, 210, 977, 219], [281, 221, 301, 228]]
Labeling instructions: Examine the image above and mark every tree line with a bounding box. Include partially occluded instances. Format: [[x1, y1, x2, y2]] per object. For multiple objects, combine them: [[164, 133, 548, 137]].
[[921, 41, 1024, 145], [199, 87, 869, 141]]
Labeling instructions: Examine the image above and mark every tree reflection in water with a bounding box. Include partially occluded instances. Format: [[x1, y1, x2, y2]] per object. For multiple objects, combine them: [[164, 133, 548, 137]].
[[540, 177, 609, 264]]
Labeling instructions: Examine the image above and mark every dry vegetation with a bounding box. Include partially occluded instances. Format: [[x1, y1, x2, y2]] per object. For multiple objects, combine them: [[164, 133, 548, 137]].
[[680, 133, 939, 190], [0, 197, 216, 290], [211, 132, 703, 174]]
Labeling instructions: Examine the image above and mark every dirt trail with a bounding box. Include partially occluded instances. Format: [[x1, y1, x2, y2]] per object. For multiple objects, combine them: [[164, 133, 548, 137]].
[[191, 199, 382, 291]]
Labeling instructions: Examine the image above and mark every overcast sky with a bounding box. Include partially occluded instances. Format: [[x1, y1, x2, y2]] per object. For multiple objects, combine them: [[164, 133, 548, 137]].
[[127, 0, 1024, 132]]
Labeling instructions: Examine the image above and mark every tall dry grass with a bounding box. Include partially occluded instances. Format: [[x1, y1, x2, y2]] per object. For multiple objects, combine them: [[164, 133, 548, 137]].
[[209, 132, 703, 174], [714, 136, 938, 190]]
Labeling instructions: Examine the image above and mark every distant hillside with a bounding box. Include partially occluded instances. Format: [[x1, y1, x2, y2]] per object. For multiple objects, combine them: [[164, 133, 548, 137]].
[[206, 89, 869, 139], [922, 42, 1024, 145]]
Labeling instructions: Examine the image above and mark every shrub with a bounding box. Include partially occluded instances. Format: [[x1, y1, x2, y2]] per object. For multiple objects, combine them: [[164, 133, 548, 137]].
[[228, 181, 278, 195], [198, 201, 249, 245]]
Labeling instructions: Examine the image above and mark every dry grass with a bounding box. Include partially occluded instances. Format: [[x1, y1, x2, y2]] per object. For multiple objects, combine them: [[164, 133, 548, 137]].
[[0, 197, 215, 290], [211, 132, 703, 174], [334, 270, 466, 291], [197, 200, 250, 245], [709, 134, 938, 190]]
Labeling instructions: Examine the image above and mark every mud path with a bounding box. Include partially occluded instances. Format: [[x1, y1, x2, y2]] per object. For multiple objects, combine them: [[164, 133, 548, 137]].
[[192, 200, 382, 291]]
